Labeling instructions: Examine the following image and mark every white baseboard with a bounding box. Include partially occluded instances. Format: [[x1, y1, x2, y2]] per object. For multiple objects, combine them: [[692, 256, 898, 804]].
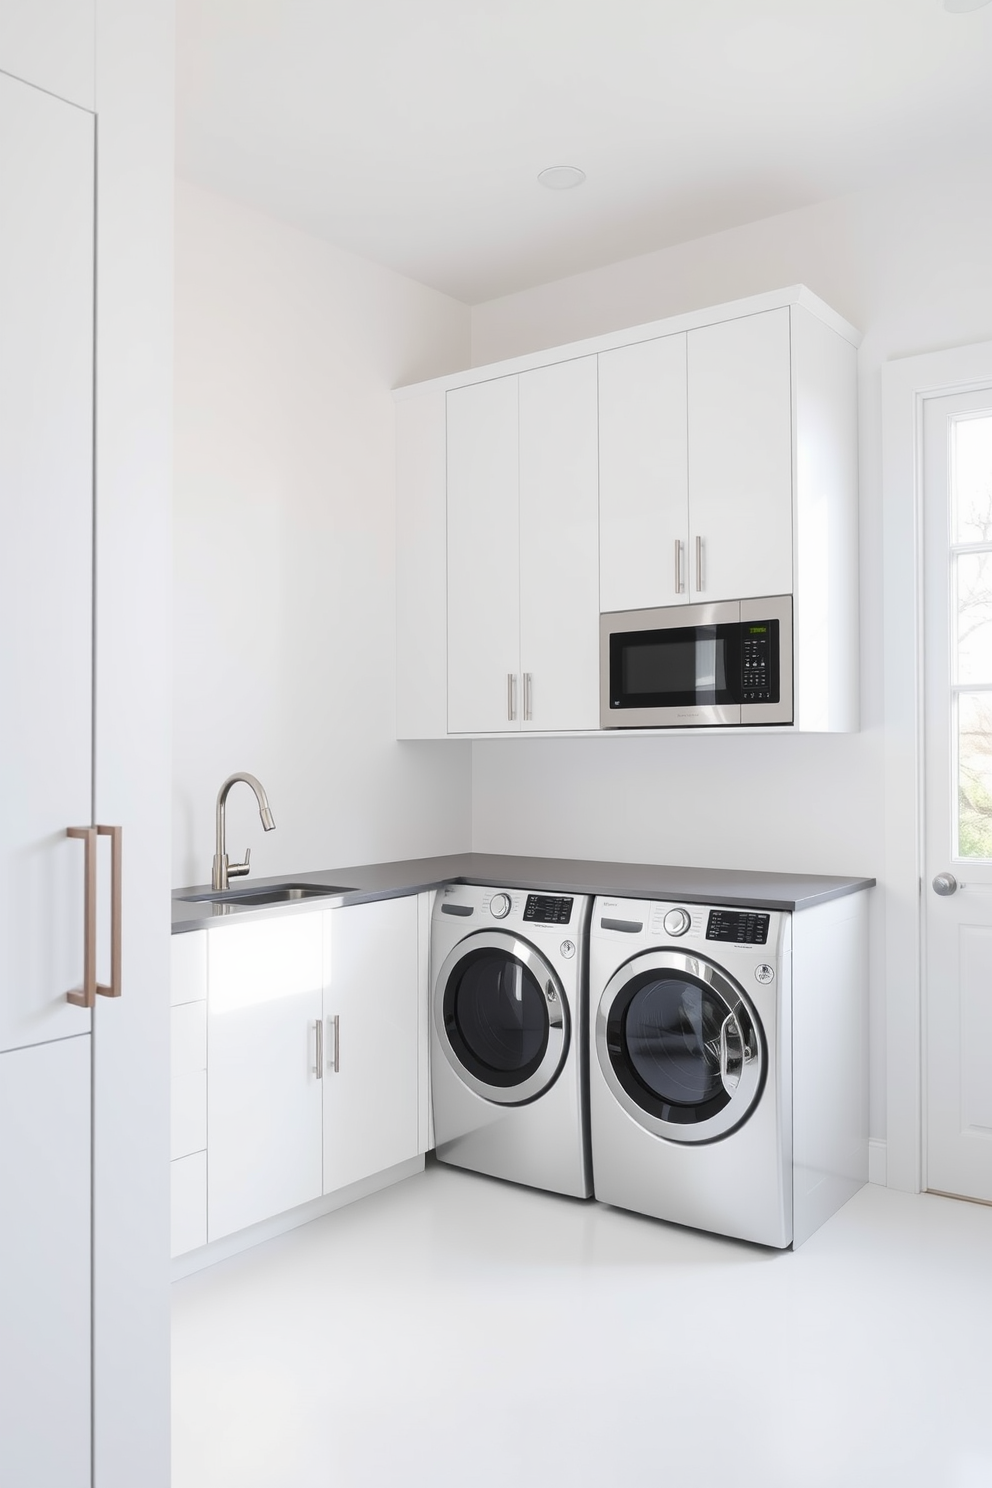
[[868, 1138, 887, 1187], [171, 1154, 426, 1280]]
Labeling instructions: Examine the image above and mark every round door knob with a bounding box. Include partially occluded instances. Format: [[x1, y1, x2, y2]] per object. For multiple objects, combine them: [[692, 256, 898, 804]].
[[663, 907, 691, 936], [932, 873, 958, 896], [490, 893, 511, 919]]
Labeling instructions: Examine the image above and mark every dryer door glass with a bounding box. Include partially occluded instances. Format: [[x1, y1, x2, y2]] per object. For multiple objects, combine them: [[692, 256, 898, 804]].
[[444, 947, 550, 1089], [603, 961, 762, 1138]]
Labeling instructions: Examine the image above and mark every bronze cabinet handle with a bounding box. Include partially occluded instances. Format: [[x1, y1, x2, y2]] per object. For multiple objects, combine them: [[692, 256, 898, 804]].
[[96, 824, 122, 998], [65, 823, 122, 1007], [66, 826, 97, 1008]]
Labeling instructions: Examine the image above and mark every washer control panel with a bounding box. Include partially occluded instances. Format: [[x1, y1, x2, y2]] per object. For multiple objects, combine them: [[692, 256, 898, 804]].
[[706, 909, 770, 946], [523, 893, 573, 926], [489, 892, 511, 919]]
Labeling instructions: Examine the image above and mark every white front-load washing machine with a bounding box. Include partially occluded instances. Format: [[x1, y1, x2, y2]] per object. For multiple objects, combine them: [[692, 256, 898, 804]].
[[589, 895, 793, 1247], [431, 883, 592, 1199]]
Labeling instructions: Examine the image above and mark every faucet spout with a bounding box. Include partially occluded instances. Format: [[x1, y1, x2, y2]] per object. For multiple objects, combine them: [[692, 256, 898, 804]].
[[212, 772, 276, 891]]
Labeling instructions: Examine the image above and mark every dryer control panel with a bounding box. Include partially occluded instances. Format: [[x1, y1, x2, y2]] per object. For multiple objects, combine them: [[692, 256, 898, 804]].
[[706, 909, 770, 945]]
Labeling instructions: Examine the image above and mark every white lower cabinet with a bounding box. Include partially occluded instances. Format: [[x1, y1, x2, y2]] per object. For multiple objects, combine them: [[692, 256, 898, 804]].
[[207, 913, 325, 1241], [172, 893, 427, 1256], [322, 896, 421, 1193], [0, 1036, 92, 1487]]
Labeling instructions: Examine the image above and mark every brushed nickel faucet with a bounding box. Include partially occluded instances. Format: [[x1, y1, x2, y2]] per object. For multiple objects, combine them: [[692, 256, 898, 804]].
[[212, 772, 276, 891]]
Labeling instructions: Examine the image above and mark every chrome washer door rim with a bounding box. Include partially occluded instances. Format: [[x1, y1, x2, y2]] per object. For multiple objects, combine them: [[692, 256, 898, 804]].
[[596, 949, 764, 1143], [434, 931, 568, 1106]]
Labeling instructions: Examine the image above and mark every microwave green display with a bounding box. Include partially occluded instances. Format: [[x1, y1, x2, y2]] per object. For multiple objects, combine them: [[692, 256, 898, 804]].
[[748, 625, 767, 634]]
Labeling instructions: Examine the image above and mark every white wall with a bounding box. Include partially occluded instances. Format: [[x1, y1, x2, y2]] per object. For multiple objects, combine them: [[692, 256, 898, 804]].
[[173, 181, 472, 886], [469, 160, 992, 1143]]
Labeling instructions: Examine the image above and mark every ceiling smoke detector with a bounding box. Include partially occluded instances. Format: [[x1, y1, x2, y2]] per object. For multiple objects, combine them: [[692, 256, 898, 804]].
[[943, 0, 991, 11], [538, 165, 586, 190]]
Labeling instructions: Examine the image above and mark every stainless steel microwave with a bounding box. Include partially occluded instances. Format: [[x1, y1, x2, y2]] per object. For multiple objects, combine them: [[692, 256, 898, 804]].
[[600, 595, 794, 728]]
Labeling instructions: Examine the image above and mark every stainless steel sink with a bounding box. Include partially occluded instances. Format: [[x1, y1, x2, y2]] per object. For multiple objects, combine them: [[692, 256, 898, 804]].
[[180, 882, 353, 907]]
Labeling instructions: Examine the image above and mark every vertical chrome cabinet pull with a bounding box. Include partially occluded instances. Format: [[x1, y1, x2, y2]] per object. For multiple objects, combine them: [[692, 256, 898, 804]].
[[523, 673, 533, 721], [66, 826, 97, 1008], [331, 1014, 340, 1073], [675, 540, 684, 594], [695, 535, 704, 592], [96, 824, 122, 998], [507, 672, 518, 721], [315, 1018, 324, 1079]]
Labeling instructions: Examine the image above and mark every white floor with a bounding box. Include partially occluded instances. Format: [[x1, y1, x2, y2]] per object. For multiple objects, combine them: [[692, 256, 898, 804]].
[[172, 1162, 992, 1488]]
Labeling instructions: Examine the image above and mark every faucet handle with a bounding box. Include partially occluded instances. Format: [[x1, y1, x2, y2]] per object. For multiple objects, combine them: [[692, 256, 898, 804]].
[[228, 846, 251, 880]]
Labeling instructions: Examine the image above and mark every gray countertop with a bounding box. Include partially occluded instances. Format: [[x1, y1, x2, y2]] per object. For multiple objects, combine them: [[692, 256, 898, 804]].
[[172, 852, 875, 932]]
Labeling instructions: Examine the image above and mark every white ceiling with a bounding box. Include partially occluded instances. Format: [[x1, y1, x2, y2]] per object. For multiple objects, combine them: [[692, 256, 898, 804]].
[[177, 0, 992, 304]]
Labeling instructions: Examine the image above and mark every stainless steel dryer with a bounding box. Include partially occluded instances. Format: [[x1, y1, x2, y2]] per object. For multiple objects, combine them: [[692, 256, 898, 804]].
[[430, 883, 592, 1199], [589, 895, 793, 1247]]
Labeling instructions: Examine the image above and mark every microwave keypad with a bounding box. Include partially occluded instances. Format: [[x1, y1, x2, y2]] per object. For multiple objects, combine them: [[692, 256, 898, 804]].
[[706, 909, 770, 945], [741, 628, 773, 702]]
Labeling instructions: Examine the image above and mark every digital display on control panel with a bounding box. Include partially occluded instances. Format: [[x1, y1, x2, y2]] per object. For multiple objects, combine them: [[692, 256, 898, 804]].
[[706, 909, 770, 945], [523, 894, 573, 925]]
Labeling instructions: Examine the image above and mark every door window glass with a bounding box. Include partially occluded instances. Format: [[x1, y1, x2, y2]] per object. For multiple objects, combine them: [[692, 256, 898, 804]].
[[606, 970, 751, 1126], [951, 415, 992, 857], [444, 948, 549, 1088]]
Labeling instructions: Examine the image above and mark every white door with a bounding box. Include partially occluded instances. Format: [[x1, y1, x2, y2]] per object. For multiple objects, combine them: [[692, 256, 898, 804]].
[[924, 387, 992, 1201], [687, 309, 793, 603], [322, 897, 421, 1193], [599, 334, 689, 613], [446, 376, 520, 733], [207, 915, 325, 1239], [519, 356, 600, 730]]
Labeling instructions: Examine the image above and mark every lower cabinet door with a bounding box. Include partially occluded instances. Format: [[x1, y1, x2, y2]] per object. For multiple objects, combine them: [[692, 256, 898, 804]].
[[207, 915, 324, 1240], [0, 1035, 91, 1488], [323, 897, 421, 1194]]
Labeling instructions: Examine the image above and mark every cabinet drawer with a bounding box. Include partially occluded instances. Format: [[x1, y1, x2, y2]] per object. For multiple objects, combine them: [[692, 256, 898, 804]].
[[171, 931, 207, 1006], [171, 1152, 206, 1257], [171, 1070, 206, 1160], [171, 1000, 206, 1077], [208, 913, 324, 1013]]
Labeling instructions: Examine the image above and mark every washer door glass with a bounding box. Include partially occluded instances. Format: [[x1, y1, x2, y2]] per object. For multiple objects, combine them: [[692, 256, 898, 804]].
[[598, 952, 764, 1143], [435, 932, 568, 1106]]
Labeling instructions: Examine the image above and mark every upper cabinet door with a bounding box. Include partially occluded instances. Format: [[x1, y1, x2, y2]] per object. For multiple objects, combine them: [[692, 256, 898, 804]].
[[687, 309, 794, 603], [0, 75, 94, 1052], [447, 377, 520, 733], [599, 335, 689, 614], [519, 357, 600, 731]]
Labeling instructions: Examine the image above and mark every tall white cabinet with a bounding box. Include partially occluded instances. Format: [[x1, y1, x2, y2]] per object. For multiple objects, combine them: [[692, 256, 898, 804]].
[[0, 68, 95, 1488], [0, 9, 173, 1487]]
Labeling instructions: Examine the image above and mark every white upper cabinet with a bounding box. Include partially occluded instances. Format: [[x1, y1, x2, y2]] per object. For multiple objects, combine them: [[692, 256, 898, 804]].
[[519, 357, 599, 731], [397, 286, 859, 735], [687, 308, 794, 603], [0, 0, 95, 109], [446, 359, 599, 733], [0, 73, 94, 1054], [447, 377, 520, 734], [600, 335, 689, 613]]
